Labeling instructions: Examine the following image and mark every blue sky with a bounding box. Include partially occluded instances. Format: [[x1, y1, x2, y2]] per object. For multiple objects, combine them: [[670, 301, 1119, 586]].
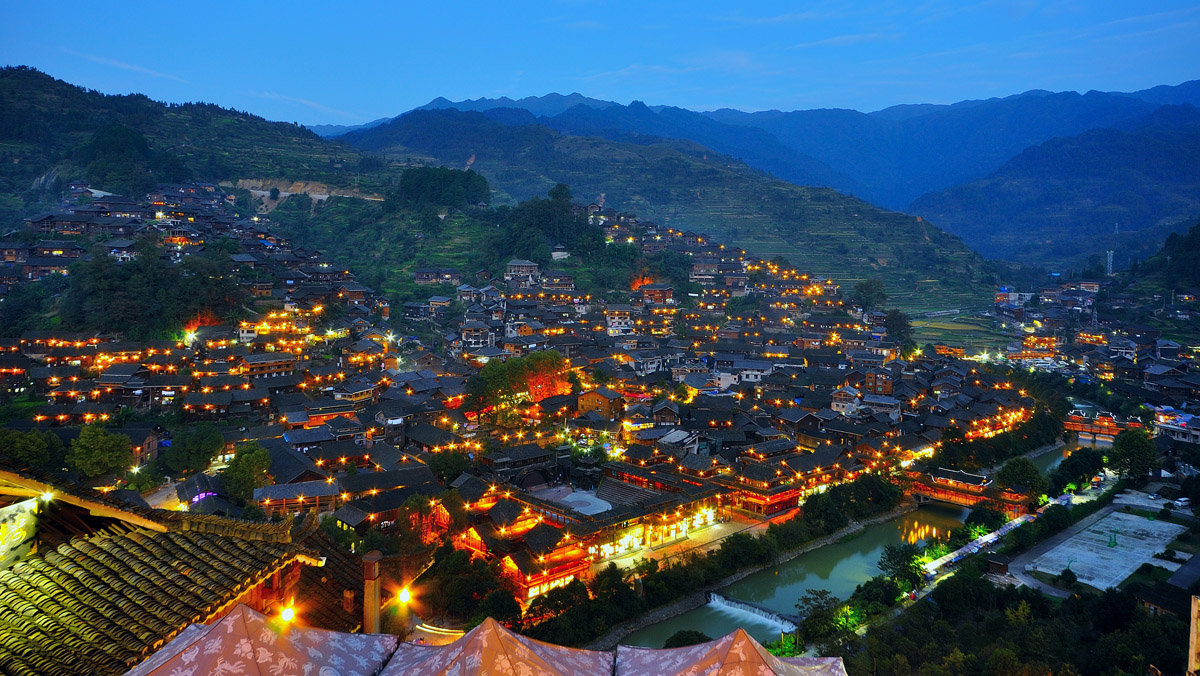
[[3, 1, 1197, 125]]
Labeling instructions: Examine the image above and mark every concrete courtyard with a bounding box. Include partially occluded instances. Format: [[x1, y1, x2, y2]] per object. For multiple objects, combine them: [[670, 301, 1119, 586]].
[[1029, 511, 1185, 590], [529, 486, 613, 516]]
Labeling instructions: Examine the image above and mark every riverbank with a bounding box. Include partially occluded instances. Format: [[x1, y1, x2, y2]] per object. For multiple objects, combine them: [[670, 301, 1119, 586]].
[[584, 501, 919, 650], [980, 438, 1066, 476]]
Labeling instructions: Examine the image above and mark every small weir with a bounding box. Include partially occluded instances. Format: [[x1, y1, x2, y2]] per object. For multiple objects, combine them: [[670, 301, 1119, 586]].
[[707, 592, 799, 633]]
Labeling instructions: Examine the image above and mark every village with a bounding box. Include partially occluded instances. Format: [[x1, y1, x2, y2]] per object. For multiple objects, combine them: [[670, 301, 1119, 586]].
[[1, 180, 1198, 671]]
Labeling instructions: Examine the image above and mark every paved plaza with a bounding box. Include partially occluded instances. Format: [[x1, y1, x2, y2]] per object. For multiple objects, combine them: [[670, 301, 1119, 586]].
[[1029, 511, 1185, 590], [530, 486, 613, 516]]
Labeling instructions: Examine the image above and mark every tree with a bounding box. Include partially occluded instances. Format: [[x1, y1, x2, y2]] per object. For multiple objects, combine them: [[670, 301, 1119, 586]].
[[240, 504, 267, 522], [1109, 429, 1157, 479], [547, 183, 572, 202], [883, 308, 913, 347], [220, 442, 272, 502], [796, 589, 846, 644], [66, 425, 132, 478], [965, 505, 1007, 532], [995, 457, 1049, 496], [427, 450, 471, 484], [852, 279, 887, 312], [472, 589, 522, 626], [0, 429, 50, 468], [160, 422, 224, 476], [1057, 567, 1077, 587], [878, 542, 924, 589], [664, 630, 712, 648], [269, 186, 280, 201]]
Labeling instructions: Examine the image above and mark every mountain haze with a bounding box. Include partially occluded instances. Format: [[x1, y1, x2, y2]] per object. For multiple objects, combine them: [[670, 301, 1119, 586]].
[[392, 82, 1200, 269], [911, 105, 1200, 269]]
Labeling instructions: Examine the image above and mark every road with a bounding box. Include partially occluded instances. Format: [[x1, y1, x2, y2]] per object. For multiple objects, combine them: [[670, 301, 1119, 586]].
[[145, 480, 180, 509]]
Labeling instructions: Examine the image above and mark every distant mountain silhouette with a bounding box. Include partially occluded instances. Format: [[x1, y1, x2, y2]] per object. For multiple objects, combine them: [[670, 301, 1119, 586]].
[[911, 105, 1200, 269], [308, 117, 392, 137], [339, 108, 997, 309], [333, 81, 1200, 269]]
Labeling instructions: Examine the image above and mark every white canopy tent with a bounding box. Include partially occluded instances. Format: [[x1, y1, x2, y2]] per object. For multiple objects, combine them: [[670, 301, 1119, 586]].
[[124, 604, 398, 676], [381, 617, 614, 676], [616, 628, 848, 676]]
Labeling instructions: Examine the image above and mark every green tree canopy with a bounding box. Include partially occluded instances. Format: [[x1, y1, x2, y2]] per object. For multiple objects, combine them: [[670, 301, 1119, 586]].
[[796, 589, 847, 645], [852, 279, 887, 312], [471, 589, 522, 627], [883, 308, 914, 350], [878, 542, 924, 589], [995, 456, 1050, 496], [160, 422, 224, 476], [664, 630, 713, 648], [220, 441, 272, 502], [66, 425, 133, 478], [0, 429, 54, 469], [1109, 429, 1157, 479]]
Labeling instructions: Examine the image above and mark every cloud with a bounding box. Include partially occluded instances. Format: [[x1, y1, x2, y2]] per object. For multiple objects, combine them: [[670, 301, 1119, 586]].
[[61, 48, 186, 82], [567, 19, 606, 30], [793, 32, 889, 49], [250, 91, 363, 120]]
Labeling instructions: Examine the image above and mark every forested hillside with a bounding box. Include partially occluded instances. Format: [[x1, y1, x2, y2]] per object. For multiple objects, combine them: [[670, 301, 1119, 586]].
[[911, 105, 1200, 269], [0, 66, 400, 221], [341, 109, 998, 311]]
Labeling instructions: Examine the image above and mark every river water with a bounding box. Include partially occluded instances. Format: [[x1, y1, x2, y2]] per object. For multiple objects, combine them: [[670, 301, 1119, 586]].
[[620, 503, 970, 647]]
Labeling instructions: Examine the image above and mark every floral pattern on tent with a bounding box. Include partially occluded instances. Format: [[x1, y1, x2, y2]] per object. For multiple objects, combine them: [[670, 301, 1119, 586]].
[[124, 603, 398, 676], [381, 617, 614, 676], [616, 628, 847, 676]]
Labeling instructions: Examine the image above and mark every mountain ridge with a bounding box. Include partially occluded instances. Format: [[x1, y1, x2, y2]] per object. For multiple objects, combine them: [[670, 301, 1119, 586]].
[[910, 104, 1200, 269], [339, 108, 997, 311]]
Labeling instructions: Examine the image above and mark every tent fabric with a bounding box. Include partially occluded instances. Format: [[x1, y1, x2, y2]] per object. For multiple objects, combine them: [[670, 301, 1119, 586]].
[[124, 603, 398, 676], [380, 617, 614, 676], [615, 628, 847, 676]]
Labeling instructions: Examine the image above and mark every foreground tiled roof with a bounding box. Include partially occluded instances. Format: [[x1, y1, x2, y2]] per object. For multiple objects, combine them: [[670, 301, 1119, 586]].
[[0, 528, 313, 676]]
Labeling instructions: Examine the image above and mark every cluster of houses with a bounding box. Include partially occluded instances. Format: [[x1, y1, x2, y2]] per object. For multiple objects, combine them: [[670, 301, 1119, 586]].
[[0, 189, 1059, 609], [992, 277, 1199, 424]]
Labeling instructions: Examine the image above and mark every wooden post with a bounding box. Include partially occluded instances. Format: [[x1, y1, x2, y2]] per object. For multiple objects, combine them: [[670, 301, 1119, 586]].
[[363, 550, 383, 634]]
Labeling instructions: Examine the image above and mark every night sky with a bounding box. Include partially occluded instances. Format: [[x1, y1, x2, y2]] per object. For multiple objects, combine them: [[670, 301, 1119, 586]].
[[2, 0, 1197, 124]]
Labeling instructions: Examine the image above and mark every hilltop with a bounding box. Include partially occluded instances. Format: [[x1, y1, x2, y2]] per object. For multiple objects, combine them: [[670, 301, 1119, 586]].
[[381, 84, 1200, 271], [340, 109, 998, 311], [0, 67, 997, 311], [911, 105, 1200, 269], [0, 66, 400, 221]]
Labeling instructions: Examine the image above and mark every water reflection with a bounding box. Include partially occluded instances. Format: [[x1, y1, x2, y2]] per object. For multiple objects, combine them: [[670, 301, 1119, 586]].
[[900, 521, 941, 545], [622, 505, 969, 647]]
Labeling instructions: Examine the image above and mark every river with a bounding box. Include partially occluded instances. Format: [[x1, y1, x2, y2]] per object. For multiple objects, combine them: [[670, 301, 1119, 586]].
[[620, 503, 970, 647]]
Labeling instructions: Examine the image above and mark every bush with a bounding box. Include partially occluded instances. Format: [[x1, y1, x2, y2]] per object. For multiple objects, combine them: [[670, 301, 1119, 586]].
[[1057, 568, 1077, 586], [664, 630, 712, 648]]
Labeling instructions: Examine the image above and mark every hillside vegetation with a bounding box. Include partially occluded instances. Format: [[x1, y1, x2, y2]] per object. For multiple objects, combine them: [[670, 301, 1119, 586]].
[[341, 110, 997, 310], [2, 67, 1000, 311], [910, 106, 1200, 269], [0, 66, 400, 221]]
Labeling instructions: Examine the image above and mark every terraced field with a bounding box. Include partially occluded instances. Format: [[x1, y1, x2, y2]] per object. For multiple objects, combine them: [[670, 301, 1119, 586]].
[[910, 313, 1012, 353], [343, 110, 996, 313]]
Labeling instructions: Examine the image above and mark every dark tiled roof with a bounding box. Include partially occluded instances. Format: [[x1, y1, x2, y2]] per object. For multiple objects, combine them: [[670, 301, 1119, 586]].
[[0, 528, 311, 676], [488, 499, 525, 527], [522, 522, 568, 556]]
